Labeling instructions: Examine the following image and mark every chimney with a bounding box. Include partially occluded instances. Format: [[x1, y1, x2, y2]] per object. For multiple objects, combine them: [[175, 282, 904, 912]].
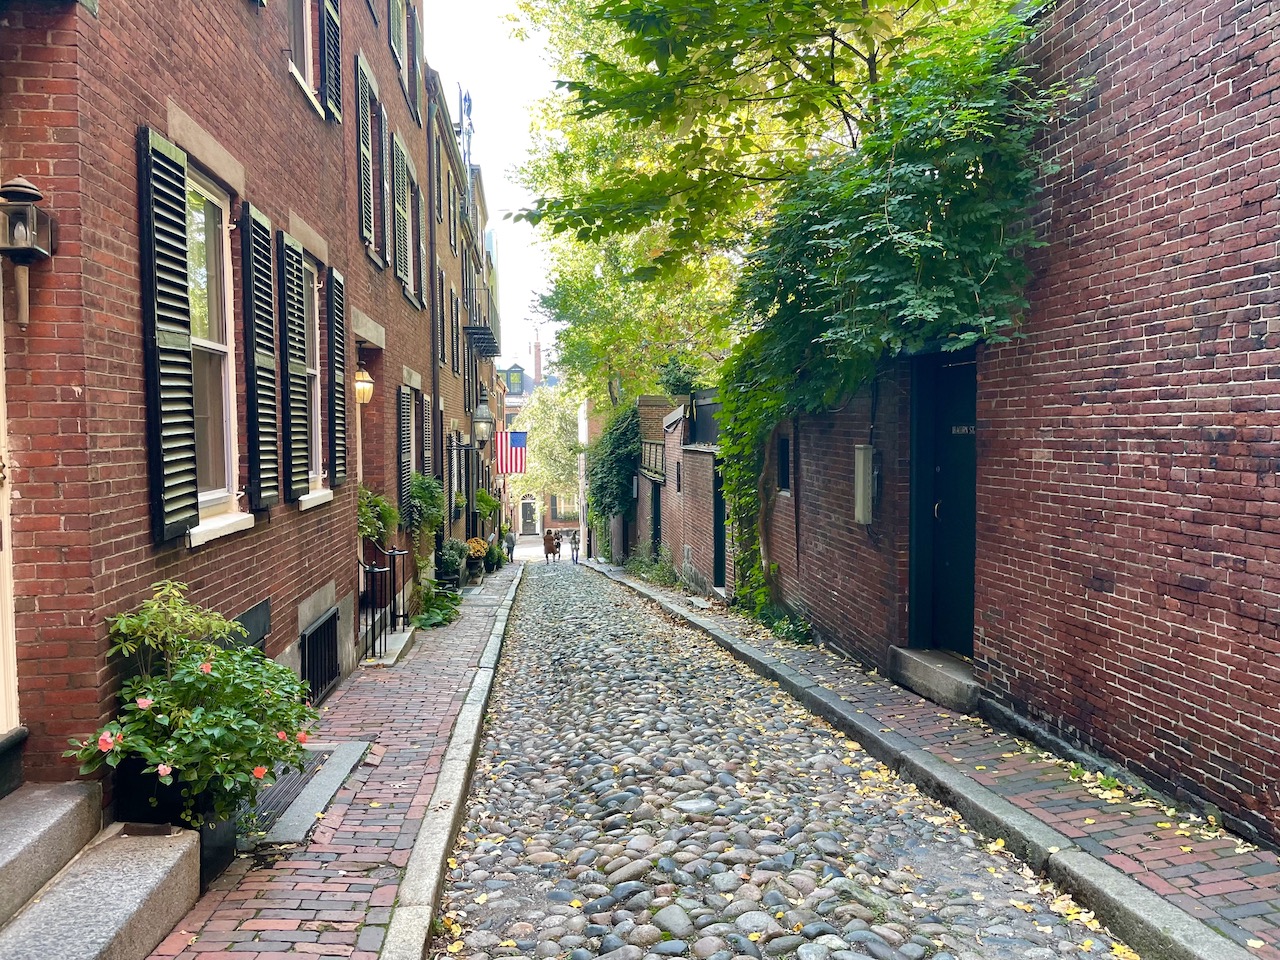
[[533, 339, 542, 386]]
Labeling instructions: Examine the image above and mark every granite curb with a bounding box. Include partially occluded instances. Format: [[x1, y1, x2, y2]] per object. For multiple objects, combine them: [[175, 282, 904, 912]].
[[380, 562, 526, 960], [587, 561, 1254, 960]]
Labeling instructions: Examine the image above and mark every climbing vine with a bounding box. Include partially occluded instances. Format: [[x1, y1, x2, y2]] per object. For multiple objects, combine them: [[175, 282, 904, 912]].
[[586, 404, 641, 528], [720, 12, 1072, 612]]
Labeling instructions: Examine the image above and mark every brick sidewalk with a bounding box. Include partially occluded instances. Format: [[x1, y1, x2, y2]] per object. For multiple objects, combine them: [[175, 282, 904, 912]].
[[149, 564, 520, 960], [600, 566, 1280, 960]]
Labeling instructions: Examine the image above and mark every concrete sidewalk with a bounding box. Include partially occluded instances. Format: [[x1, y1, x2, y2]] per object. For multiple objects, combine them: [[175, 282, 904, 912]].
[[588, 561, 1277, 960], [148, 563, 523, 960]]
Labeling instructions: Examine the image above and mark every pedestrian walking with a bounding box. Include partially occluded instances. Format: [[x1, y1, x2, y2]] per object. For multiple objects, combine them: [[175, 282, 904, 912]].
[[554, 530, 563, 562], [570, 528, 580, 564], [542, 529, 556, 564], [503, 528, 516, 562]]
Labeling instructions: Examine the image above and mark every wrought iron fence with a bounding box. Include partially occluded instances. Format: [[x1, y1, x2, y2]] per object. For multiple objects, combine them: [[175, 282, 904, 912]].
[[357, 543, 409, 661]]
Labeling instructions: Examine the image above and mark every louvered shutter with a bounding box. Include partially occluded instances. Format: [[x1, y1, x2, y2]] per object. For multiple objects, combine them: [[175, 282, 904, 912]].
[[356, 66, 374, 247], [389, 0, 406, 63], [392, 141, 410, 284], [138, 128, 199, 544], [319, 0, 342, 121], [278, 232, 310, 502], [397, 385, 412, 508], [241, 203, 280, 510], [416, 184, 427, 307], [327, 267, 348, 487], [380, 103, 392, 262], [421, 396, 432, 476], [434, 135, 442, 221], [436, 269, 445, 363]]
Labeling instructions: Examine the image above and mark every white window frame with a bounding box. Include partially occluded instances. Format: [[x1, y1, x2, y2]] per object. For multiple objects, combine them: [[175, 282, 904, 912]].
[[187, 172, 240, 520], [287, 0, 316, 90], [303, 257, 325, 489]]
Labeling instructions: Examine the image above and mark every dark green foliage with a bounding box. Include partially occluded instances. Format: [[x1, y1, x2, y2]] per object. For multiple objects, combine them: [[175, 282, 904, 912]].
[[473, 488, 501, 522], [656, 356, 699, 397], [413, 587, 462, 628], [721, 13, 1069, 613], [586, 405, 641, 520]]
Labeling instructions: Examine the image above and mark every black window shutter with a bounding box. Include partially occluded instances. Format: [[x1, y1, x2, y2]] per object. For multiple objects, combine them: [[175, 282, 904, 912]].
[[397, 385, 412, 508], [327, 267, 348, 487], [434, 135, 442, 221], [320, 0, 342, 122], [380, 103, 392, 262], [356, 65, 374, 247], [278, 232, 310, 502], [416, 182, 428, 306], [392, 141, 410, 284], [138, 127, 199, 544], [241, 202, 280, 510], [421, 396, 432, 476], [436, 268, 445, 363]]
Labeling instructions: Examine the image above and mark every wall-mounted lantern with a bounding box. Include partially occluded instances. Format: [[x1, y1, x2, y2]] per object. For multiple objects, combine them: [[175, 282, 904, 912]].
[[354, 363, 374, 405], [472, 385, 495, 450], [0, 177, 58, 330]]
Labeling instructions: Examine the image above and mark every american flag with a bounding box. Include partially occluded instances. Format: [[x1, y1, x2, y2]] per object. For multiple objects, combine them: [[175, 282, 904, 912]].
[[495, 431, 527, 474]]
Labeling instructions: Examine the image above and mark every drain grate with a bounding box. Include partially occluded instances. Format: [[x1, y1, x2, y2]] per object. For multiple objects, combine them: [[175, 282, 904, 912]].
[[251, 748, 332, 834]]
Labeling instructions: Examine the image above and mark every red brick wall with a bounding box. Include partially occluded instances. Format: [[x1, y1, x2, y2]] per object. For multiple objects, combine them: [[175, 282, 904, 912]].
[[764, 369, 912, 665], [976, 0, 1280, 841], [0, 0, 437, 781]]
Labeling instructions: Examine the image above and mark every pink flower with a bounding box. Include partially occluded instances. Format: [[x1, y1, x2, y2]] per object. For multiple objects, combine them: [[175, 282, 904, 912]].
[[252, 766, 268, 779], [97, 731, 115, 752], [296, 732, 309, 744], [115, 732, 124, 745], [156, 764, 172, 777], [199, 662, 212, 674], [276, 731, 288, 741], [135, 697, 154, 710]]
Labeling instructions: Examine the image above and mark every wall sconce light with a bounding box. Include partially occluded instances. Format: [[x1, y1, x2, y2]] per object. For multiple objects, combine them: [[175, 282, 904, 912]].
[[472, 385, 496, 450], [0, 177, 58, 330], [354, 363, 374, 405]]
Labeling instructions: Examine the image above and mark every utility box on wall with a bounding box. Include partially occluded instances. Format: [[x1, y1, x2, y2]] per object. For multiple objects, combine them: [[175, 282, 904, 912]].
[[854, 444, 874, 524]]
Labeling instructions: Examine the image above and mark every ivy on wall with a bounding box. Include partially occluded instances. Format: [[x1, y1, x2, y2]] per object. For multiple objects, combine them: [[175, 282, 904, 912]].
[[720, 12, 1072, 613], [586, 405, 641, 549]]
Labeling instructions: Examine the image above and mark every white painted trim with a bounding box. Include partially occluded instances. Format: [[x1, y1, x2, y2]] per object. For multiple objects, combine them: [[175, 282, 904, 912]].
[[186, 510, 255, 548], [289, 62, 325, 119], [298, 488, 334, 512]]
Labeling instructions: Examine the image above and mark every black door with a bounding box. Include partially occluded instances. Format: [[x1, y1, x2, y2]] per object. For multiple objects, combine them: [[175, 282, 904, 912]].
[[910, 350, 977, 656], [713, 466, 727, 589], [650, 480, 662, 557], [521, 499, 536, 535]]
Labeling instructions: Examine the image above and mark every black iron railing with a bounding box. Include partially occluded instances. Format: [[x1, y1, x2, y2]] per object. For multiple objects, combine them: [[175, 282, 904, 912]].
[[641, 440, 665, 479], [300, 606, 340, 704], [358, 543, 409, 661]]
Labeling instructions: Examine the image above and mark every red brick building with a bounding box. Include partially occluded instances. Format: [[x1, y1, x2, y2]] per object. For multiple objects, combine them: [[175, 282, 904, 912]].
[[748, 0, 1280, 845], [0, 0, 501, 804]]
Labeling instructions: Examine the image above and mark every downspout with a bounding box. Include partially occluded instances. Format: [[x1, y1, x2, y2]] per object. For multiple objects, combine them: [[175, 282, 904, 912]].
[[426, 96, 443, 552]]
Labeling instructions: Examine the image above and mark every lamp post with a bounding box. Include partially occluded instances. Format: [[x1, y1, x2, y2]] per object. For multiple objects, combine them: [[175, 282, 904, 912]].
[[472, 385, 495, 450], [0, 177, 58, 330]]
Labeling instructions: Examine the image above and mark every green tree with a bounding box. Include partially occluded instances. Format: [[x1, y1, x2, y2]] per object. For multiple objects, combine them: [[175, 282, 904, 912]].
[[507, 386, 582, 504]]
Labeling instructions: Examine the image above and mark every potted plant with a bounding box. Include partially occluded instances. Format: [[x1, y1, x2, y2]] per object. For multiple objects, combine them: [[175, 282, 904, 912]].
[[402, 473, 446, 582], [65, 581, 318, 886], [437, 537, 469, 590], [465, 537, 488, 582], [358, 486, 400, 553], [484, 541, 506, 573]]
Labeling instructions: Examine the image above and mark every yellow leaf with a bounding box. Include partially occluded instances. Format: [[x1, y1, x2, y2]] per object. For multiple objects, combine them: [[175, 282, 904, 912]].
[[448, 858, 458, 869], [973, 892, 984, 901], [500, 941, 517, 948], [370, 802, 382, 808], [475, 893, 488, 904], [1081, 939, 1093, 950], [1247, 940, 1265, 949], [570, 900, 582, 908], [447, 942, 465, 954], [748, 932, 761, 942], [1083, 818, 1096, 825], [1110, 944, 1141, 960], [1156, 822, 1172, 829], [1180, 846, 1193, 853]]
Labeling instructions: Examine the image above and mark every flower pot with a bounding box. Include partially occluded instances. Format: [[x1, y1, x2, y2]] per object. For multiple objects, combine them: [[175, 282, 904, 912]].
[[113, 756, 236, 890]]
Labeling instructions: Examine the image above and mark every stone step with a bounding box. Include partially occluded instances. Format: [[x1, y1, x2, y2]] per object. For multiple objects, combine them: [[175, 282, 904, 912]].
[[0, 781, 102, 928], [0, 822, 198, 960], [887, 646, 980, 713]]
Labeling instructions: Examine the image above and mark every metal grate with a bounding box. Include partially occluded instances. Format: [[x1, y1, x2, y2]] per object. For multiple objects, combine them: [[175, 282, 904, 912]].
[[251, 748, 331, 834], [300, 606, 340, 704]]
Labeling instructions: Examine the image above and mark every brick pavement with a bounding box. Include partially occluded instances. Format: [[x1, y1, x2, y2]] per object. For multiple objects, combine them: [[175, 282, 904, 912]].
[[604, 568, 1280, 960], [148, 564, 520, 960]]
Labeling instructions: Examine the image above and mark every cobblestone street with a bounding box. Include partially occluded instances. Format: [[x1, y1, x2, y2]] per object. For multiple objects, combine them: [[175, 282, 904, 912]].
[[438, 563, 1130, 960]]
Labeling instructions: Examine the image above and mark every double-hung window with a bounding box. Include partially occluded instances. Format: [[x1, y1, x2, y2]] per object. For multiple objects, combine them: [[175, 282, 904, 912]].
[[187, 173, 238, 515], [303, 258, 324, 488], [287, 0, 315, 89]]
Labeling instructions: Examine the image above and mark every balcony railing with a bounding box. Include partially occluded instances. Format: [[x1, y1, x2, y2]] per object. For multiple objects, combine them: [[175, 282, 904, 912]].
[[641, 440, 665, 480]]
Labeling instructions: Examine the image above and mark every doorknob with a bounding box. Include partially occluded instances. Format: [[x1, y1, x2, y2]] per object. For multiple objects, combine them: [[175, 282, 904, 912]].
[[934, 501, 940, 520]]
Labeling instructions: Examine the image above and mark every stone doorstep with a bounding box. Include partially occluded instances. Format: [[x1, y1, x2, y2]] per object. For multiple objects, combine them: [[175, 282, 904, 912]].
[[363, 628, 416, 667], [886, 645, 980, 713], [0, 820, 199, 960], [0, 781, 102, 928]]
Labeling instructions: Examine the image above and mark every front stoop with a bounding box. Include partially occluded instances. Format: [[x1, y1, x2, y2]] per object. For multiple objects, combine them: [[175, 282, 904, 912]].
[[887, 646, 980, 713], [0, 782, 102, 925], [0, 823, 198, 960]]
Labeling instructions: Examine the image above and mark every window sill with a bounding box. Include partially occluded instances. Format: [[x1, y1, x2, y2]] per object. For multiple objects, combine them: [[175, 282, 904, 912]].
[[365, 244, 386, 270], [187, 510, 255, 548], [288, 62, 326, 119], [777, 489, 792, 498], [298, 488, 334, 512], [402, 285, 422, 310]]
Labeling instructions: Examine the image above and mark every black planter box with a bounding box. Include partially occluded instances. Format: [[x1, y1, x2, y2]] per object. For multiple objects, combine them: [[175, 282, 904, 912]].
[[113, 757, 236, 890]]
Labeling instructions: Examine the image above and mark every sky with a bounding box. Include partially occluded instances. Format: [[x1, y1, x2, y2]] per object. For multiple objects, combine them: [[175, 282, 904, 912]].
[[423, 0, 559, 374]]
